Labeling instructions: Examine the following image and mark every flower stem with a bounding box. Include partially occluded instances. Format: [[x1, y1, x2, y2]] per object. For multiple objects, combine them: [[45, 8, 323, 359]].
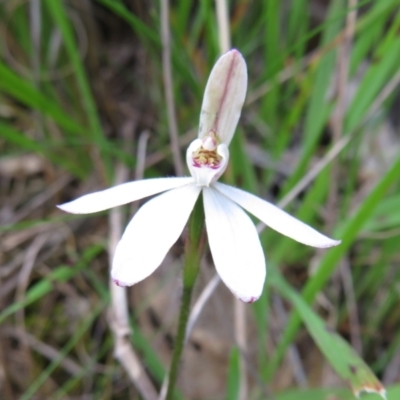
[[165, 285, 192, 400], [165, 194, 205, 400]]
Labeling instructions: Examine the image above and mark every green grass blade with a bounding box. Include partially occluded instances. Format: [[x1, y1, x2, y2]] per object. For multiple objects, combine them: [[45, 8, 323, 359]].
[[225, 347, 240, 400], [20, 301, 106, 400], [0, 122, 85, 177], [280, 0, 344, 196], [276, 385, 400, 400], [45, 0, 111, 180], [268, 152, 400, 379], [97, 0, 160, 45], [0, 245, 103, 325], [271, 272, 386, 399], [0, 62, 86, 135]]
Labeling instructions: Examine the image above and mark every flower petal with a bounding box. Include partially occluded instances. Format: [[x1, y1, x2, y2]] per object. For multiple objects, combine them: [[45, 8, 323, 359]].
[[214, 183, 341, 248], [57, 177, 194, 214], [203, 187, 266, 303], [111, 183, 201, 286], [199, 49, 247, 146]]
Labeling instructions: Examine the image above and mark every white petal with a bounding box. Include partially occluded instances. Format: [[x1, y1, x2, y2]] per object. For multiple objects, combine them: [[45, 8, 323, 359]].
[[203, 187, 266, 303], [199, 49, 247, 146], [111, 183, 201, 286], [215, 183, 341, 248], [57, 177, 194, 214]]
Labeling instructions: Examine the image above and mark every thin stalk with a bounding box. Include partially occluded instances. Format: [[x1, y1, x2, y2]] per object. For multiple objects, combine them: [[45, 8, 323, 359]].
[[165, 286, 193, 400], [165, 194, 205, 400]]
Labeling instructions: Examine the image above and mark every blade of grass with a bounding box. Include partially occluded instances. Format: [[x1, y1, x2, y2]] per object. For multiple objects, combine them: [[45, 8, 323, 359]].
[[276, 385, 400, 400], [0, 121, 85, 178], [20, 300, 106, 400], [280, 0, 344, 196], [0, 62, 86, 135], [287, 0, 309, 58], [0, 244, 103, 325], [226, 346, 240, 400], [261, 0, 282, 134], [270, 271, 386, 399], [96, 0, 160, 45], [267, 151, 400, 380], [44, 0, 112, 181], [97, 0, 200, 97], [131, 320, 185, 400], [52, 336, 113, 399]]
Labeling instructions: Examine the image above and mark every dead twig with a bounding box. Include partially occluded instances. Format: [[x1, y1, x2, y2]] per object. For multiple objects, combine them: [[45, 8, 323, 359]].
[[1, 174, 72, 226], [185, 272, 220, 342], [215, 0, 230, 53], [108, 129, 158, 400], [15, 233, 50, 379], [1, 327, 82, 376]]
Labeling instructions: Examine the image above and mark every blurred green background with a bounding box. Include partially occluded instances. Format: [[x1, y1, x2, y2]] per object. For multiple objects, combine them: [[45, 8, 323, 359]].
[[1, 0, 400, 399]]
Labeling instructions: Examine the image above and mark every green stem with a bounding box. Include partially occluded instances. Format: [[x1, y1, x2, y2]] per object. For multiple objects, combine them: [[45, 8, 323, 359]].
[[165, 194, 205, 400], [165, 286, 193, 400]]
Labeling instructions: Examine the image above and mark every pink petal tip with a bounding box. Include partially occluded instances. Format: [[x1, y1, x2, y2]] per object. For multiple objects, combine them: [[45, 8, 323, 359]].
[[240, 295, 259, 303], [112, 278, 129, 287]]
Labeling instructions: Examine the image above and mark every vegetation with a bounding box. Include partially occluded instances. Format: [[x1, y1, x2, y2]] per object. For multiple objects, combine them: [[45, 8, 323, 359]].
[[1, 0, 400, 399]]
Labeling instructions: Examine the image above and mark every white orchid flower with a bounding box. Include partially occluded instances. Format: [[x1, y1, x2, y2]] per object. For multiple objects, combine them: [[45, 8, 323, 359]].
[[58, 49, 340, 303]]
